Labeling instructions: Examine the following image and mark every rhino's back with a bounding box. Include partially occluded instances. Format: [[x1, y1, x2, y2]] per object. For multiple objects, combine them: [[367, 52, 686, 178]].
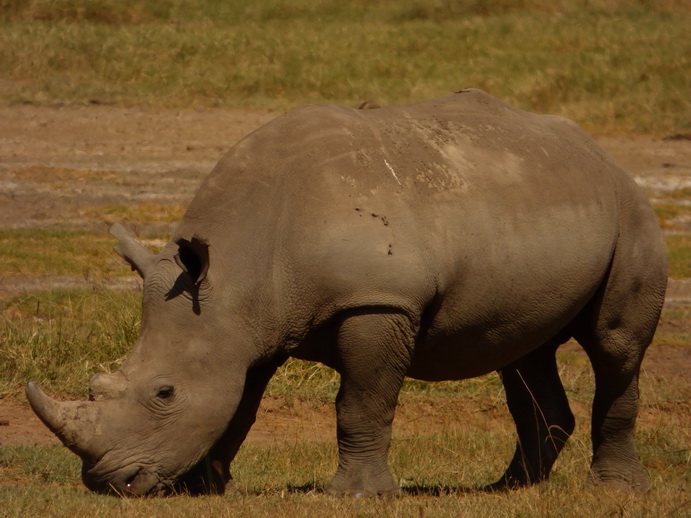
[[263, 91, 622, 292], [185, 88, 621, 230], [178, 90, 649, 376]]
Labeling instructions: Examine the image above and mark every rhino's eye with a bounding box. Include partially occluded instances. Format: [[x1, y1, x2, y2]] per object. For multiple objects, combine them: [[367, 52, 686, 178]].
[[156, 386, 175, 399]]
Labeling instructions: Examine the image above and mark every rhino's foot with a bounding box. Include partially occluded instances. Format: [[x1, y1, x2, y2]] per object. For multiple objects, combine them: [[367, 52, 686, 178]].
[[588, 462, 651, 494], [326, 311, 414, 498], [483, 474, 538, 492], [324, 480, 401, 498], [324, 461, 401, 497], [325, 487, 402, 498]]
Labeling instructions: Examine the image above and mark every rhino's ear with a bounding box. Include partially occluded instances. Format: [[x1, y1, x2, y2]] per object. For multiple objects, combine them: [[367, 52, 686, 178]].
[[109, 223, 155, 279], [174, 236, 209, 284]]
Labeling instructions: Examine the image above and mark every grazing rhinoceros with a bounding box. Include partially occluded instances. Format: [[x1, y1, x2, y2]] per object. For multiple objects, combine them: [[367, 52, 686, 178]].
[[27, 89, 666, 497]]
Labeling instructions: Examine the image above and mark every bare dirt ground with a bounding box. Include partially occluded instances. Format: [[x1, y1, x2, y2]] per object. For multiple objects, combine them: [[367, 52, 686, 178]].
[[1, 104, 689, 449]]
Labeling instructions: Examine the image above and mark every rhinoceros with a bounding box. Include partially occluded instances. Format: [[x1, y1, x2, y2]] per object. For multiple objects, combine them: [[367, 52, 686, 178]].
[[27, 89, 667, 497]]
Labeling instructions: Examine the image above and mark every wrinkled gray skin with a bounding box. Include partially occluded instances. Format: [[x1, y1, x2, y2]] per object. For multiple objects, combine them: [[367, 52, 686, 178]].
[[27, 89, 667, 497]]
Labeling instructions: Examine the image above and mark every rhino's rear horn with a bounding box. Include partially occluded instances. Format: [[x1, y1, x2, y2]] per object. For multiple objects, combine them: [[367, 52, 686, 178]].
[[110, 223, 155, 279], [89, 372, 127, 401], [175, 236, 209, 284]]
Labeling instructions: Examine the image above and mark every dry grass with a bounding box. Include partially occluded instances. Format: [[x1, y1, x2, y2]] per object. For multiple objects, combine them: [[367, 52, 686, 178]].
[[0, 289, 139, 397], [1, 340, 688, 516], [89, 203, 187, 225], [1, 281, 688, 514], [664, 235, 691, 278], [0, 229, 128, 278], [1, 0, 689, 134]]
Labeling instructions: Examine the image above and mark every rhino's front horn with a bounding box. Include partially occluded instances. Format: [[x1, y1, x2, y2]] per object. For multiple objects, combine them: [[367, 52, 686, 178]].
[[26, 381, 99, 459]]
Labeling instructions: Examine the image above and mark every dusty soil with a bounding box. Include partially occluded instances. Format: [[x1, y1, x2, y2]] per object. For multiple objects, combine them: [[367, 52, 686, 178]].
[[0, 104, 689, 449]]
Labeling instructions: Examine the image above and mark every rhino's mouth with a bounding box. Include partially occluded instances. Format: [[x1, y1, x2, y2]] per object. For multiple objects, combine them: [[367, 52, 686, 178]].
[[83, 456, 224, 497], [83, 463, 170, 497], [81, 446, 224, 496], [122, 467, 167, 496]]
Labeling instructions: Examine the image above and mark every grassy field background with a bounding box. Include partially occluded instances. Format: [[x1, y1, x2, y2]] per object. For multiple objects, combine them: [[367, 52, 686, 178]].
[[1, 1, 690, 516], [1, 0, 690, 134]]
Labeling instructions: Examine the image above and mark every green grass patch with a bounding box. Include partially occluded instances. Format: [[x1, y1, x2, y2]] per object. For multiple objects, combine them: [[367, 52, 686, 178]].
[[266, 359, 340, 402], [665, 234, 691, 278], [655, 203, 685, 229], [0, 444, 82, 485], [655, 304, 691, 348], [89, 203, 187, 225], [1, 0, 689, 134], [0, 228, 173, 277], [3, 0, 687, 27], [653, 198, 691, 232], [401, 371, 505, 401], [656, 187, 691, 201], [0, 289, 140, 397], [267, 358, 506, 403], [0, 228, 128, 277]]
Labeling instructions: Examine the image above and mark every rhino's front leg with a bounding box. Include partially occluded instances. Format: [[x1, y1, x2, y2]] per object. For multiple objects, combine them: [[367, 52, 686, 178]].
[[325, 311, 415, 497], [178, 357, 286, 494]]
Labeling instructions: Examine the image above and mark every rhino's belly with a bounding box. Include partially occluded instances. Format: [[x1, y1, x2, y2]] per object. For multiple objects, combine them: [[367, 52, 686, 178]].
[[406, 274, 598, 381], [407, 327, 561, 381]]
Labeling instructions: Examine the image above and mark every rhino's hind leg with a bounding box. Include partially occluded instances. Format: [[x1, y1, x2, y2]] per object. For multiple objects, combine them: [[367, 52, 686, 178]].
[[585, 355, 649, 492], [488, 340, 575, 491], [574, 214, 666, 492], [325, 310, 415, 497], [575, 318, 657, 493]]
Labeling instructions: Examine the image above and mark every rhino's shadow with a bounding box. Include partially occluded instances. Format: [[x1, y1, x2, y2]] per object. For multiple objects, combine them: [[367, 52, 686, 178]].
[[401, 484, 487, 496], [165, 273, 201, 315], [283, 482, 486, 496], [285, 482, 319, 494]]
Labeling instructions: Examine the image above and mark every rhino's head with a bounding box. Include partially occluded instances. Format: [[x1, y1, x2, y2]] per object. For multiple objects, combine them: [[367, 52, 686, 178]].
[[26, 224, 254, 496]]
